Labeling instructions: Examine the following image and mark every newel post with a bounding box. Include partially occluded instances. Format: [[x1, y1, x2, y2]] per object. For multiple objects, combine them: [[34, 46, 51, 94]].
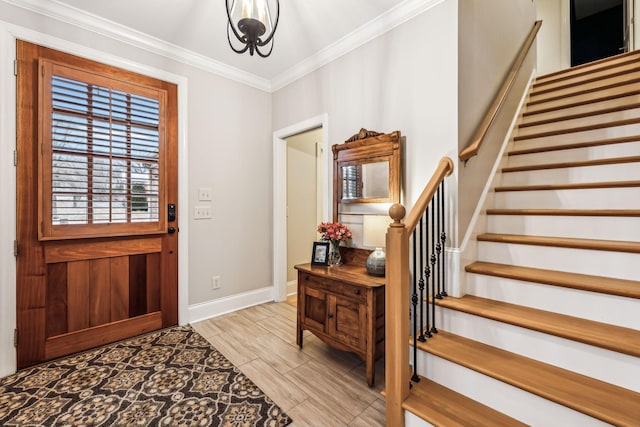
[[385, 203, 410, 427]]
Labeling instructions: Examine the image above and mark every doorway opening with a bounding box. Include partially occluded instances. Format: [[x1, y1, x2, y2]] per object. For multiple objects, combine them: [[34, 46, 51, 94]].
[[285, 128, 323, 297], [570, 0, 626, 66], [272, 115, 330, 302]]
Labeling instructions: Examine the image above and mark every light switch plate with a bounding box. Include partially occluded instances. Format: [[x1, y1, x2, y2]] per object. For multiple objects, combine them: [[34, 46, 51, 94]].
[[198, 187, 212, 201], [194, 205, 212, 219]]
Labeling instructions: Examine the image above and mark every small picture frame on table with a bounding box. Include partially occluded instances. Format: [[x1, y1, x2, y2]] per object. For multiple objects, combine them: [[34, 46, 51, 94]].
[[311, 241, 330, 266]]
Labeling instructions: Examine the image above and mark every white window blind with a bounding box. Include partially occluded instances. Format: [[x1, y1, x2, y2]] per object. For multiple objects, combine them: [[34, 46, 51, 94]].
[[342, 164, 363, 199], [50, 75, 160, 225]]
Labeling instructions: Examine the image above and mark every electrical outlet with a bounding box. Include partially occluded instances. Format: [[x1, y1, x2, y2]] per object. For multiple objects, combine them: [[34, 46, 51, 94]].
[[199, 187, 212, 201], [194, 206, 212, 219], [211, 276, 221, 290]]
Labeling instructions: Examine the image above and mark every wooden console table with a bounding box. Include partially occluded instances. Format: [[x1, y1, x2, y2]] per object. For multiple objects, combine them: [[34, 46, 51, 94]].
[[295, 252, 385, 387]]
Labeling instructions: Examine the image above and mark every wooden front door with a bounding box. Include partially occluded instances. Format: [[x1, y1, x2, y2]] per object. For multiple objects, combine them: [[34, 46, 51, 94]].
[[15, 40, 179, 368]]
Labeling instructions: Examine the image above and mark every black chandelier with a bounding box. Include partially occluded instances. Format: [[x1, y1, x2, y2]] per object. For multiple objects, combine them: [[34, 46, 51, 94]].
[[226, 0, 280, 57]]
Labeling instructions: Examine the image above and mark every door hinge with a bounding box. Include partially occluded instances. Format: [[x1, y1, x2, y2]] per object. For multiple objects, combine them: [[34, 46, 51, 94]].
[[13, 329, 18, 348], [13, 60, 17, 76], [13, 150, 17, 166], [14, 240, 18, 257]]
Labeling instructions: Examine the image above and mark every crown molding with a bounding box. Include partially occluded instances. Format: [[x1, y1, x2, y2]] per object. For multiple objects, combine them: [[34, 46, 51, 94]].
[[4, 0, 442, 93], [270, 0, 445, 91], [2, 0, 272, 92]]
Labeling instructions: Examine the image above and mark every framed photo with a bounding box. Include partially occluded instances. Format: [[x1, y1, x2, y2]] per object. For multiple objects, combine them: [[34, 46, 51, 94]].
[[311, 241, 330, 266]]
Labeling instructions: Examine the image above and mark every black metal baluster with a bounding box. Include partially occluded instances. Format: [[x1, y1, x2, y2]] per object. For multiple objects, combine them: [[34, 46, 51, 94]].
[[423, 206, 432, 339], [440, 180, 448, 297], [435, 186, 443, 300], [411, 229, 420, 383], [417, 216, 426, 342], [430, 196, 438, 335]]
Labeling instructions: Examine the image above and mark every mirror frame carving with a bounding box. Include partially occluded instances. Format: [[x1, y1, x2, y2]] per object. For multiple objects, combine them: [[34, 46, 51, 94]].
[[332, 129, 401, 222]]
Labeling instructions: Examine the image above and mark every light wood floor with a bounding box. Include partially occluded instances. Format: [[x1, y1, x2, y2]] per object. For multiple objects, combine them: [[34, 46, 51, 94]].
[[192, 299, 385, 427], [285, 294, 297, 307]]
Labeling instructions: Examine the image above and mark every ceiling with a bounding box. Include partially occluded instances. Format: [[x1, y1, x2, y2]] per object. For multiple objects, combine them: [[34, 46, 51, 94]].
[[15, 0, 434, 91]]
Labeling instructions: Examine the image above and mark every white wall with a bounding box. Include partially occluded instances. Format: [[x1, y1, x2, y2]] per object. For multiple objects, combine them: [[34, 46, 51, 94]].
[[0, 1, 272, 375], [457, 0, 537, 246], [186, 67, 272, 305], [273, 0, 460, 235], [536, 0, 569, 74]]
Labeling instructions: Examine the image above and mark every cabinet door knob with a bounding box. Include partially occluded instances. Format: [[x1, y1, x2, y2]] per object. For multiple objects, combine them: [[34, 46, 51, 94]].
[[304, 275, 309, 281], [354, 289, 360, 295], [328, 313, 334, 318]]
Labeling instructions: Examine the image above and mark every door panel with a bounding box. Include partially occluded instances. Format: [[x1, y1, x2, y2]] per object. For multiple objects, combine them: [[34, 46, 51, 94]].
[[16, 40, 178, 368]]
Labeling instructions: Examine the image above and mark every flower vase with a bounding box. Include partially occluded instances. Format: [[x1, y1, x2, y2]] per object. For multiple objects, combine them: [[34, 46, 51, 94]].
[[328, 240, 342, 266]]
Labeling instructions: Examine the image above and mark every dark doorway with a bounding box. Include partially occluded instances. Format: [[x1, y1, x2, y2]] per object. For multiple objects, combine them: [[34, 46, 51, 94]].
[[570, 0, 625, 66]]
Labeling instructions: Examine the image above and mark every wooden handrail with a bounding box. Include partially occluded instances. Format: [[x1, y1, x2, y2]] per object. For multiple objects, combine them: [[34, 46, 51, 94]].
[[459, 20, 542, 163], [404, 157, 454, 233]]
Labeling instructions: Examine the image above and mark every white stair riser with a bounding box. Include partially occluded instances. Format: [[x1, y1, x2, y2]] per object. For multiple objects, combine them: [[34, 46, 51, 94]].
[[521, 93, 640, 126], [529, 74, 640, 104], [405, 412, 434, 427], [415, 351, 610, 426], [494, 187, 640, 210], [516, 107, 640, 139], [477, 241, 640, 281], [531, 69, 640, 101], [514, 123, 640, 151], [507, 141, 640, 167], [486, 215, 640, 241], [525, 82, 640, 115], [435, 308, 640, 393], [535, 53, 640, 86], [466, 273, 640, 330], [501, 162, 640, 186]]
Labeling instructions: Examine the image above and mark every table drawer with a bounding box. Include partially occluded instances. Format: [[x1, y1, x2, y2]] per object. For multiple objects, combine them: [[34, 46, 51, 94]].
[[300, 272, 367, 303]]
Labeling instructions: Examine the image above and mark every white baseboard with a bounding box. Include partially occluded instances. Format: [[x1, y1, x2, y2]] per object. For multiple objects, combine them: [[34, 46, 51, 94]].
[[187, 286, 275, 324], [287, 280, 297, 296]]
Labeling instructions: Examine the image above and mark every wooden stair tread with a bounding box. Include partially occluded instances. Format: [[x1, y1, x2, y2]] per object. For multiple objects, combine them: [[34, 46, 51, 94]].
[[514, 116, 640, 141], [502, 155, 640, 172], [527, 76, 640, 107], [509, 134, 640, 156], [414, 330, 640, 426], [403, 376, 527, 427], [477, 232, 640, 254], [486, 208, 640, 217], [436, 295, 640, 357], [525, 87, 640, 116], [535, 50, 640, 86], [494, 180, 640, 192], [465, 261, 640, 299], [531, 62, 640, 96], [520, 101, 640, 128]]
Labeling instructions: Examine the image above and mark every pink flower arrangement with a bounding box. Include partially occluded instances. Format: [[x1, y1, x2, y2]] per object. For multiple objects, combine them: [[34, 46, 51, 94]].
[[317, 222, 352, 242]]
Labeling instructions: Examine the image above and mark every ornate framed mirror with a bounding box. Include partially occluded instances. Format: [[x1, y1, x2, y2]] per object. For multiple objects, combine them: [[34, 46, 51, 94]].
[[332, 129, 401, 222]]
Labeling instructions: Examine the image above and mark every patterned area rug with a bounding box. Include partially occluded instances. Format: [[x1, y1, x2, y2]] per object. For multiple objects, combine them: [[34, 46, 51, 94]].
[[0, 326, 292, 426]]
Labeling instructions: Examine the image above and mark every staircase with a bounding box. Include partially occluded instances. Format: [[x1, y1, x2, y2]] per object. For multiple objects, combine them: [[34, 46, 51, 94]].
[[407, 52, 640, 426]]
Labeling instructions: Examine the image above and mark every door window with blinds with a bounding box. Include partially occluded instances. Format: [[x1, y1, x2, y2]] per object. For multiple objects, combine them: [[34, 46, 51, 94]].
[[39, 60, 167, 240]]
